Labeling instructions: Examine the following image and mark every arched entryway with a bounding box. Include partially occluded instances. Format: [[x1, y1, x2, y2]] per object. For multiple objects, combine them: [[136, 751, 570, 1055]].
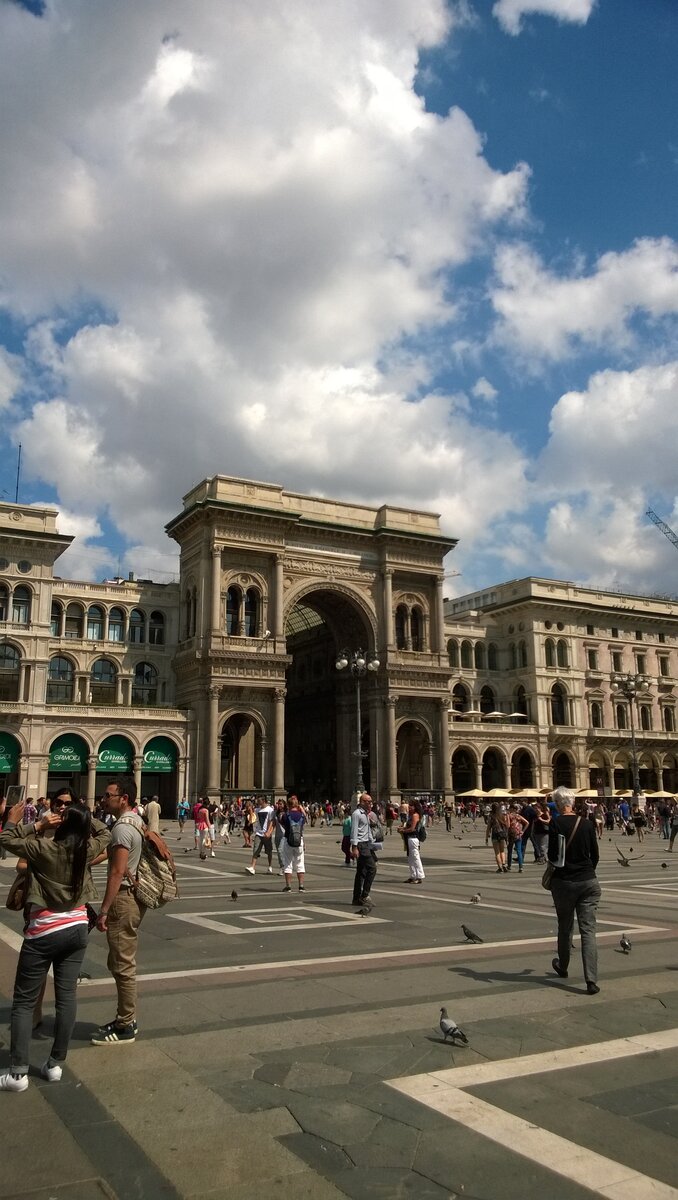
[[48, 733, 90, 797], [142, 736, 179, 814], [481, 747, 506, 791], [552, 750, 574, 788], [396, 721, 431, 790], [452, 746, 476, 793], [221, 714, 263, 792], [510, 749, 535, 789], [0, 731, 22, 792]]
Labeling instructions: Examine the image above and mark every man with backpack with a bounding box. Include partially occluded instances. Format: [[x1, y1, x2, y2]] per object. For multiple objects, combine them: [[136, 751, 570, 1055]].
[[92, 776, 145, 1045], [280, 795, 306, 892]]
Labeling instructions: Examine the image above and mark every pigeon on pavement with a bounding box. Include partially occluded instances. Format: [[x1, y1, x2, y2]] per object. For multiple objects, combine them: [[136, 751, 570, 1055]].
[[616, 845, 644, 866], [620, 933, 631, 954], [471, 893, 481, 904], [230, 890, 238, 901], [439, 1007, 469, 1045], [461, 924, 483, 944]]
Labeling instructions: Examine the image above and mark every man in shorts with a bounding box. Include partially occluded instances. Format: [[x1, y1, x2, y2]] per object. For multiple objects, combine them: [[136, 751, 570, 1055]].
[[245, 797, 275, 875]]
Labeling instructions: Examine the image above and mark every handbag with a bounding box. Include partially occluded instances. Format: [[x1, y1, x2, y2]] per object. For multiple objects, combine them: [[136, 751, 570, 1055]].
[[541, 817, 581, 891], [5, 867, 29, 911]]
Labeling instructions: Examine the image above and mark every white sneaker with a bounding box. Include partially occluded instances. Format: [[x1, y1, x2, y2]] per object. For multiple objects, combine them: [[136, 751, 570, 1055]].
[[0, 1072, 28, 1092], [245, 866, 255, 875], [267, 867, 273, 874], [41, 1061, 62, 1083], [210, 851, 216, 858]]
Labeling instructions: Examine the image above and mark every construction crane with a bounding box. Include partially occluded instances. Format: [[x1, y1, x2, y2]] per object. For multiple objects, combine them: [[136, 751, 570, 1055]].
[[646, 508, 678, 552]]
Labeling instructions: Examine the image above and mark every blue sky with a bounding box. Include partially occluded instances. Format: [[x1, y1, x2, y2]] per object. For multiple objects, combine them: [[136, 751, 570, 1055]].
[[0, 0, 677, 593]]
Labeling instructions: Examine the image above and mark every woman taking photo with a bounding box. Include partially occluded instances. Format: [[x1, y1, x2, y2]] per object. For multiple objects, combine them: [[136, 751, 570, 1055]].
[[0, 797, 111, 1092]]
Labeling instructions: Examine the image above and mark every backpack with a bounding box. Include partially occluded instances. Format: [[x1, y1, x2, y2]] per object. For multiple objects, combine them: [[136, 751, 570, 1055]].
[[369, 816, 385, 843], [286, 818, 303, 848], [119, 817, 179, 909], [416, 819, 427, 843]]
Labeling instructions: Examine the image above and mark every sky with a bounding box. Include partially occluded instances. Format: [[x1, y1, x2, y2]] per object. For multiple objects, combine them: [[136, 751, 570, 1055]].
[[0, 0, 677, 596]]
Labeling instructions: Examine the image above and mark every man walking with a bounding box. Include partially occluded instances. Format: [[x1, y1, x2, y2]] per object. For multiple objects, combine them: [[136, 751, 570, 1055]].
[[351, 793, 378, 906], [145, 794, 161, 834], [92, 776, 145, 1044], [246, 796, 275, 875]]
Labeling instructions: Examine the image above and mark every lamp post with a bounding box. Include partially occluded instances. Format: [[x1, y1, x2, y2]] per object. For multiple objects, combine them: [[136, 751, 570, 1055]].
[[335, 648, 380, 799], [611, 673, 650, 798]]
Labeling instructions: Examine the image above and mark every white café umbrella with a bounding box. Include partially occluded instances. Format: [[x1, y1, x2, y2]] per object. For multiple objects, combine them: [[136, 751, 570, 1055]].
[[455, 788, 486, 797]]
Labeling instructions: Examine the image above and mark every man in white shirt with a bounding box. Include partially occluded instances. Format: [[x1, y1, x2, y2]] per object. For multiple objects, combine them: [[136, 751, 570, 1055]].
[[245, 797, 275, 875]]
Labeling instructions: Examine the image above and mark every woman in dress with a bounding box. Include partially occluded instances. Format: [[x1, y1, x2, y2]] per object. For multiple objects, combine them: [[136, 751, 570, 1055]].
[[485, 802, 510, 873]]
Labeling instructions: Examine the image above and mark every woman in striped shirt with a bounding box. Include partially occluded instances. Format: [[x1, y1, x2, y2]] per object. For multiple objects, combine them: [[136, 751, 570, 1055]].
[[0, 798, 110, 1092]]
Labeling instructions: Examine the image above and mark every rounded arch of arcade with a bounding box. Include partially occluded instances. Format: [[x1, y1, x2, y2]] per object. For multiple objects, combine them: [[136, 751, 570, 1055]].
[[283, 580, 378, 646]]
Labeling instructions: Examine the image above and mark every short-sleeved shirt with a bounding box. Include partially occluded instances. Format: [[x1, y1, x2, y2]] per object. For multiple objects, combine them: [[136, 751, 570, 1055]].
[[110, 813, 144, 881], [254, 804, 274, 836]]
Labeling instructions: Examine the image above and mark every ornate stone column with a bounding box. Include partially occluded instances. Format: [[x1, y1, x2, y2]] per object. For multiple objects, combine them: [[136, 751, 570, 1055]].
[[436, 697, 452, 794], [211, 546, 222, 633], [207, 686, 221, 793], [384, 696, 397, 797], [273, 555, 284, 638], [381, 568, 393, 650], [86, 755, 97, 810], [259, 737, 268, 790], [433, 575, 445, 654], [273, 689, 286, 793]]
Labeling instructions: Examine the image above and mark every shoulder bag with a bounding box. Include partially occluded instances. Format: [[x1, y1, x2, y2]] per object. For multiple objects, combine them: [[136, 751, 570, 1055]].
[[542, 817, 581, 891]]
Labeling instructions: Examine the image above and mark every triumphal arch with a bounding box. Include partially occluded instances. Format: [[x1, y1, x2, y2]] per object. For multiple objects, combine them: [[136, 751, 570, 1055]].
[[167, 476, 456, 805]]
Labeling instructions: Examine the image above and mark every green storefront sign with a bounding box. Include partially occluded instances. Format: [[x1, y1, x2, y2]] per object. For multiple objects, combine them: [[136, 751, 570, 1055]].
[[49, 734, 88, 773], [143, 736, 176, 774], [0, 732, 20, 773], [97, 735, 134, 773]]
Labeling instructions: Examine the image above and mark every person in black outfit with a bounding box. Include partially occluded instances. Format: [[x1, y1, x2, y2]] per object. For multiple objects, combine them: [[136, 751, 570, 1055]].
[[548, 786, 601, 994]]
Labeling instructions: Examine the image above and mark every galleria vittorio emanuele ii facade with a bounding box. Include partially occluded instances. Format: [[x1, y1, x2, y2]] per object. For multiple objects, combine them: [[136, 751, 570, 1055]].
[[1, 476, 677, 812]]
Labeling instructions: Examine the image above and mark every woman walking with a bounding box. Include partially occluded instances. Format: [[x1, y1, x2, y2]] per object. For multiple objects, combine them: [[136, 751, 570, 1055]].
[[400, 802, 426, 884], [485, 803, 509, 873], [548, 786, 601, 995], [506, 804, 529, 872], [0, 798, 110, 1091]]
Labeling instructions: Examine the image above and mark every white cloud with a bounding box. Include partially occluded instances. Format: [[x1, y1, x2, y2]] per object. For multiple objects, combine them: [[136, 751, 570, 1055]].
[[493, 0, 596, 36], [471, 376, 498, 403], [491, 238, 678, 361], [0, 348, 22, 409], [0, 0, 531, 561]]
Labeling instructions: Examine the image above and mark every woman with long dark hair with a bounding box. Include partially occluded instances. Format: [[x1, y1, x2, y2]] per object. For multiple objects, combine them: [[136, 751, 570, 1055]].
[[0, 797, 111, 1092]]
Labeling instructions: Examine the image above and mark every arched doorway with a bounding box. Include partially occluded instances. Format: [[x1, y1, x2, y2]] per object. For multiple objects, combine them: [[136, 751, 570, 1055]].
[[481, 748, 505, 791], [511, 749, 534, 789], [48, 733, 89, 797], [663, 754, 678, 793], [284, 588, 375, 804], [552, 751, 574, 788], [396, 721, 431, 790], [221, 714, 263, 792], [588, 751, 609, 792], [452, 747, 476, 794], [142, 736, 179, 814], [0, 731, 21, 792]]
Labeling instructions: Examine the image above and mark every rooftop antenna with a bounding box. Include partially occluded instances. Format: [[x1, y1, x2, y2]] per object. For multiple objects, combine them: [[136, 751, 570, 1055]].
[[14, 443, 21, 504]]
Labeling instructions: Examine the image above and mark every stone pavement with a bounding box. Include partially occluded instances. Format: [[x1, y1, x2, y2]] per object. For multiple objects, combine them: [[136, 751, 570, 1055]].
[[1, 818, 677, 1199]]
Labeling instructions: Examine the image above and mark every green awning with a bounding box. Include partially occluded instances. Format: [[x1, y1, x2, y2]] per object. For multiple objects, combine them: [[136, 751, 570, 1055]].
[[49, 733, 88, 773], [0, 731, 20, 773], [143, 736, 177, 774], [97, 735, 134, 773]]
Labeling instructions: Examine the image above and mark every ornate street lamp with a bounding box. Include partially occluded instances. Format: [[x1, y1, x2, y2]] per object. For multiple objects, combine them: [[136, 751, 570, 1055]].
[[611, 673, 650, 798], [335, 648, 380, 797]]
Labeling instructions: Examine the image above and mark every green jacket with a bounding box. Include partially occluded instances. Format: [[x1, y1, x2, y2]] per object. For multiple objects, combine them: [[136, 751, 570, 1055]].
[[0, 819, 111, 910]]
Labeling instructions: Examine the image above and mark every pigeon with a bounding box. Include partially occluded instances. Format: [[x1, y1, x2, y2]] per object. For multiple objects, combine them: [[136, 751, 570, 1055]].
[[461, 924, 483, 944], [360, 897, 373, 912], [230, 890, 238, 901], [662, 862, 668, 869], [439, 1007, 469, 1045], [616, 845, 644, 867], [471, 893, 481, 905], [620, 933, 631, 954], [454, 835, 463, 841], [359, 906, 372, 917]]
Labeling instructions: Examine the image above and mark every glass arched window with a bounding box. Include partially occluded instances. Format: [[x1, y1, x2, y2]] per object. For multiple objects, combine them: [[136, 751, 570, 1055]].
[[452, 683, 470, 713], [488, 643, 498, 671], [64, 603, 83, 639], [664, 707, 675, 733], [46, 656, 74, 704], [411, 607, 422, 651], [149, 610, 165, 646], [460, 640, 473, 669], [448, 640, 459, 669], [86, 605, 104, 640], [639, 706, 651, 731], [395, 605, 407, 650], [616, 704, 627, 730], [545, 639, 555, 667], [108, 607, 125, 642], [244, 590, 258, 638], [129, 609, 145, 644], [132, 662, 158, 706], [227, 587, 241, 636], [519, 640, 528, 667], [480, 685, 495, 714], [551, 683, 567, 726], [515, 685, 528, 716], [557, 639, 568, 668], [90, 659, 117, 705], [0, 584, 8, 622], [590, 701, 603, 729], [12, 586, 31, 625], [509, 642, 517, 669], [50, 601, 62, 637], [0, 644, 20, 701], [474, 642, 485, 670]]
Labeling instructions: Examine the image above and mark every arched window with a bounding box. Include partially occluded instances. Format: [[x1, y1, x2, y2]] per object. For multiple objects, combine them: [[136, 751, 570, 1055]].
[[590, 700, 603, 729], [149, 610, 165, 646], [227, 587, 241, 636], [411, 606, 423, 651], [64, 603, 84, 639], [460, 640, 473, 669], [46, 656, 74, 704], [488, 643, 498, 671], [0, 644, 20, 701], [515, 685, 528, 717], [129, 608, 145, 644], [50, 601, 62, 637], [551, 683, 567, 726], [480, 685, 495, 714], [108, 607, 125, 642], [474, 642, 486, 670], [519, 640, 528, 668], [132, 662, 158, 706], [509, 642, 517, 669], [639, 706, 651, 731], [452, 682, 470, 713], [244, 589, 258, 638], [12, 586, 31, 625], [90, 658, 117, 705], [183, 590, 192, 640], [395, 604, 407, 650], [447, 640, 459, 669], [616, 704, 627, 730], [86, 605, 104, 640], [557, 639, 568, 668], [190, 587, 197, 636], [0, 584, 8, 622], [545, 638, 555, 668], [664, 707, 675, 733], [553, 751, 574, 788]]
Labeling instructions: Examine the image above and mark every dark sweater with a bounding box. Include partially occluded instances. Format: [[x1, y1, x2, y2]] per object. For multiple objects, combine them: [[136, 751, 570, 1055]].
[[548, 814, 599, 882]]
